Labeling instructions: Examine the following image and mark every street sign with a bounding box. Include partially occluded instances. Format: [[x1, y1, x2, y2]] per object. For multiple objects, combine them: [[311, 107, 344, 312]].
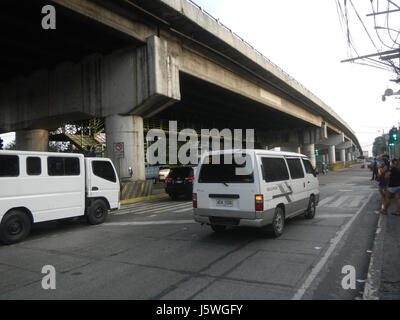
[[113, 142, 124, 158]]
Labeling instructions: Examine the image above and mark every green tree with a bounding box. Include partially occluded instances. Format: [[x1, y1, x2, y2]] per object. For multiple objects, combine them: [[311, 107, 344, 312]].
[[372, 135, 387, 157]]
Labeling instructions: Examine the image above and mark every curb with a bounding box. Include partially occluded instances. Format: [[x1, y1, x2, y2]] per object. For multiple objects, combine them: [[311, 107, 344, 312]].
[[120, 193, 168, 205], [363, 213, 387, 300]]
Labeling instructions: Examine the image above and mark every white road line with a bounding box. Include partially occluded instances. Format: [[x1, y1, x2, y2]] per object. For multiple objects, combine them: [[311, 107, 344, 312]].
[[326, 196, 349, 208], [292, 191, 375, 300], [121, 201, 188, 211], [115, 203, 191, 216], [131, 205, 191, 216], [173, 207, 194, 213], [105, 220, 195, 226], [348, 196, 364, 208], [121, 199, 167, 209], [316, 214, 353, 218], [318, 196, 335, 206]]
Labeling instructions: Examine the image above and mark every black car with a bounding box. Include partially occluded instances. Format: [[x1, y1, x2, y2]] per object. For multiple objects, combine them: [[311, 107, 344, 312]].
[[165, 166, 196, 200]]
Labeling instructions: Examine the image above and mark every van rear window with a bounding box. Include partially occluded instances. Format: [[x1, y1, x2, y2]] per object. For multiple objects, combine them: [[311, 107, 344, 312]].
[[0, 155, 19, 177], [198, 154, 253, 183]]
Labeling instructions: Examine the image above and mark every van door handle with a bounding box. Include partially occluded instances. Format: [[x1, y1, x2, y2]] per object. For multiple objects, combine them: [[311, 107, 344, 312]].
[[92, 187, 99, 191]]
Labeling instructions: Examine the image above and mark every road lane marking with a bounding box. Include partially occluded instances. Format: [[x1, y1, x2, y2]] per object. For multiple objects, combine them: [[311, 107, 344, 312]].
[[318, 196, 335, 206], [348, 196, 364, 207], [326, 196, 349, 208], [104, 220, 195, 226], [115, 202, 191, 216], [173, 207, 193, 213], [316, 214, 353, 218], [121, 201, 189, 211], [292, 191, 375, 300]]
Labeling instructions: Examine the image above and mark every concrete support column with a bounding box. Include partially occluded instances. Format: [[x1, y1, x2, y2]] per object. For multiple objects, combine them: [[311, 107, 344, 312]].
[[106, 114, 145, 182], [339, 149, 346, 162], [328, 145, 336, 164], [16, 129, 48, 151], [303, 144, 316, 168], [347, 151, 352, 162]]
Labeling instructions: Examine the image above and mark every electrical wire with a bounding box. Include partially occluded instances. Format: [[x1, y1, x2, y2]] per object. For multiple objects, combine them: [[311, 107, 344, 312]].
[[336, 0, 399, 74]]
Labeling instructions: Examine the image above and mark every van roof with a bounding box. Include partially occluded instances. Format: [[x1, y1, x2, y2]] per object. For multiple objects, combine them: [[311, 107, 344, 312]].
[[0, 150, 84, 158], [202, 149, 307, 158]]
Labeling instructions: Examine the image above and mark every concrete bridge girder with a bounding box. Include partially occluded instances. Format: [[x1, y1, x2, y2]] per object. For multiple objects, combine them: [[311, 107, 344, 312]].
[[336, 140, 353, 150], [3, 36, 182, 180], [0, 36, 180, 134]]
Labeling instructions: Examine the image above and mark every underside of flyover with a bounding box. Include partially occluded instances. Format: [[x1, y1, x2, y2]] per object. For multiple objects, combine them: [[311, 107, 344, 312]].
[[0, 0, 142, 83], [158, 73, 317, 139]]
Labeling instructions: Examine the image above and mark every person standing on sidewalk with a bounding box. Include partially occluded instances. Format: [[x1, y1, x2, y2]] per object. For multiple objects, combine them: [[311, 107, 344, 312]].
[[378, 161, 389, 202], [371, 158, 378, 180], [380, 158, 400, 216]]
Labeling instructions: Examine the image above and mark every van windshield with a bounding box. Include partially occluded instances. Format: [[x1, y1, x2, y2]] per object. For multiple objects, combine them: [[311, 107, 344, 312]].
[[198, 154, 254, 183]]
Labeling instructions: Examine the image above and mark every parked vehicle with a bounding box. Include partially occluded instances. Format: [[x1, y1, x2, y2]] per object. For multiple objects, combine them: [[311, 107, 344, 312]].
[[165, 166, 197, 200], [192, 149, 319, 237], [0, 150, 120, 244], [158, 167, 171, 182], [145, 166, 160, 183]]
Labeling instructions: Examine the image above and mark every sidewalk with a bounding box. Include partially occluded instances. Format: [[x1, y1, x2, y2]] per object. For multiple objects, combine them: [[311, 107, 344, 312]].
[[364, 201, 400, 300]]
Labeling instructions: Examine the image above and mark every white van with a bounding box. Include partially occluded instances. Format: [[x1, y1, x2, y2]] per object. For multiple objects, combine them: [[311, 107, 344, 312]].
[[0, 150, 120, 244], [192, 149, 319, 237]]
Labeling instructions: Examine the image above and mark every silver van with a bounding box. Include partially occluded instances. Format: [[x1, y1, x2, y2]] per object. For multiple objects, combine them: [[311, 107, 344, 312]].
[[192, 149, 319, 237]]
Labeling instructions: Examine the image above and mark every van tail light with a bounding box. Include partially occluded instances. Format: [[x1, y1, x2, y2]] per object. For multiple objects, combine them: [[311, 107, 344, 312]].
[[185, 176, 195, 181], [255, 194, 264, 211], [192, 193, 197, 208], [165, 177, 172, 182]]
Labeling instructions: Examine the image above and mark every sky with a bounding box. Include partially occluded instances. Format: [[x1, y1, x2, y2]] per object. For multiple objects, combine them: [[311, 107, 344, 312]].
[[1, 0, 399, 154]]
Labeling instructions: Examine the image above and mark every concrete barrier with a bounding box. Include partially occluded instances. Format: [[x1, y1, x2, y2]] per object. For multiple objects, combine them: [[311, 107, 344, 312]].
[[120, 180, 153, 203]]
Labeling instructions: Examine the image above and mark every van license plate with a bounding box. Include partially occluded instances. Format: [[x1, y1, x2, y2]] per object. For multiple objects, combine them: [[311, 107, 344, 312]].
[[216, 199, 233, 207]]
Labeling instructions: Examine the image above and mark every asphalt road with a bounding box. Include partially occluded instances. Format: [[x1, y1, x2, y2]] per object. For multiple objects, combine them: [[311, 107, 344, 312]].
[[0, 165, 381, 300]]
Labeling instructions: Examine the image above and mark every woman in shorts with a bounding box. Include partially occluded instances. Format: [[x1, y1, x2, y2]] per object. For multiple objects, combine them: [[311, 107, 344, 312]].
[[380, 158, 400, 216]]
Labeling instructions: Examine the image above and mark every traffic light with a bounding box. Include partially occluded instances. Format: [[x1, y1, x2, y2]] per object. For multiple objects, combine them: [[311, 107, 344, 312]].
[[315, 148, 319, 156], [388, 127, 397, 146], [0, 137, 3, 150], [393, 128, 399, 141]]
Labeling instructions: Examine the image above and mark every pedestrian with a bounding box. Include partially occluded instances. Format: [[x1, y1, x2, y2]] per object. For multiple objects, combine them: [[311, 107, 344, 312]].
[[90, 146, 97, 157], [378, 158, 390, 203], [371, 158, 378, 181], [322, 162, 328, 175], [380, 158, 400, 216], [84, 146, 96, 158], [84, 146, 91, 157]]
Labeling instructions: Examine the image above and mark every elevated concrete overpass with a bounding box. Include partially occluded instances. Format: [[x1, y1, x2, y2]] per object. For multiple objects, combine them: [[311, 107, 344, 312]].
[[0, 0, 361, 180]]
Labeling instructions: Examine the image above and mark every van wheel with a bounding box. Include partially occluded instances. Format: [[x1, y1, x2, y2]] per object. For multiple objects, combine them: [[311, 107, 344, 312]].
[[0, 210, 31, 245], [211, 225, 227, 233], [305, 196, 316, 219], [270, 207, 285, 238], [86, 200, 108, 225]]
